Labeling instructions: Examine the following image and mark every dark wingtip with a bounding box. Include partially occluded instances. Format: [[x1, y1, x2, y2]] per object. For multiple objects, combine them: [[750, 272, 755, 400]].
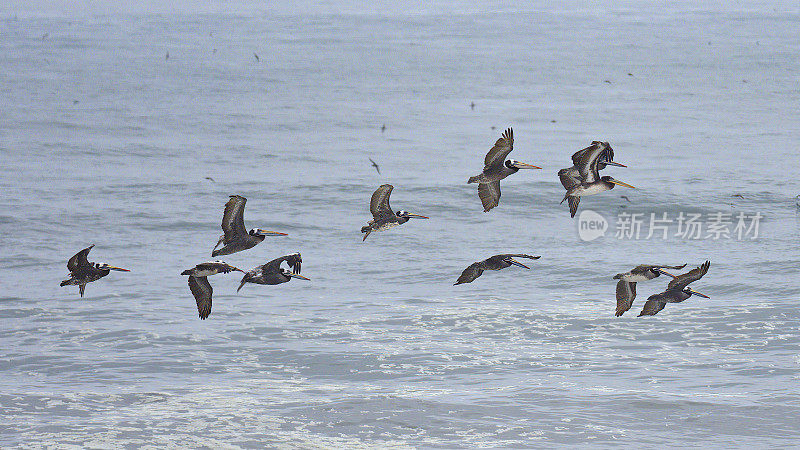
[[181, 270, 191, 276]]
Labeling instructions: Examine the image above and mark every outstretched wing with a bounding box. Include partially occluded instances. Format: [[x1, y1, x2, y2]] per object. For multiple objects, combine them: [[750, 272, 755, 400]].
[[188, 276, 213, 320], [667, 261, 710, 291], [67, 245, 94, 272], [635, 264, 687, 272], [574, 143, 606, 183], [615, 280, 636, 316], [499, 254, 541, 260], [484, 128, 514, 167], [370, 184, 395, 219], [478, 181, 501, 212], [221, 195, 248, 243], [558, 168, 582, 191], [567, 196, 580, 218], [638, 295, 667, 316], [266, 253, 302, 274], [455, 262, 484, 285]]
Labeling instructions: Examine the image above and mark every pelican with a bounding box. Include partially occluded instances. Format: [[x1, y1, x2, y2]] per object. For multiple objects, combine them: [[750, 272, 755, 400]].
[[558, 141, 625, 193], [612, 264, 686, 316], [181, 261, 244, 320], [212, 195, 287, 257], [361, 184, 428, 241], [60, 245, 129, 297], [639, 261, 711, 316], [237, 253, 310, 291], [560, 142, 634, 217], [467, 128, 542, 212], [454, 254, 540, 285]]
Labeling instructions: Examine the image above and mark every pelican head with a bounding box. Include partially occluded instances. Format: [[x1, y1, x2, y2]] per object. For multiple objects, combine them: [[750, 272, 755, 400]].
[[282, 269, 310, 281], [396, 210, 429, 219], [602, 176, 636, 189], [685, 287, 710, 299], [250, 228, 288, 237], [505, 159, 542, 170], [503, 257, 531, 269], [96, 263, 130, 272]]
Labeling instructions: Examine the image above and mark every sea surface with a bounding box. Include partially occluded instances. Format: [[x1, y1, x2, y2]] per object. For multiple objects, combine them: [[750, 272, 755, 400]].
[[1, 2, 799, 447]]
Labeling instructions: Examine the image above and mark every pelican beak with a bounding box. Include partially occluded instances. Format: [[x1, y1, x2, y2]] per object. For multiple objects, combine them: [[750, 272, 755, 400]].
[[610, 179, 636, 189], [512, 161, 542, 169], [407, 213, 429, 219], [690, 289, 710, 299], [108, 266, 130, 272], [232, 267, 245, 273], [654, 269, 678, 278], [604, 161, 627, 168], [259, 229, 288, 236], [507, 258, 530, 269], [289, 273, 311, 281]]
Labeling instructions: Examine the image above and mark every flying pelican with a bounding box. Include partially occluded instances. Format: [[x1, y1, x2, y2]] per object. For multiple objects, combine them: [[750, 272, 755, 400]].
[[639, 261, 711, 316], [368, 158, 381, 174], [455, 254, 540, 285], [558, 141, 626, 193], [212, 195, 287, 257], [182, 261, 244, 320], [60, 245, 129, 297], [361, 184, 428, 241], [612, 264, 686, 316], [237, 253, 310, 291], [467, 128, 541, 212], [560, 142, 635, 217]]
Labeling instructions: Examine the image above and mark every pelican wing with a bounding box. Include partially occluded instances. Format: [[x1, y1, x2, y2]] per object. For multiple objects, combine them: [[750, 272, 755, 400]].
[[558, 167, 582, 191], [574, 143, 606, 183], [221, 195, 248, 243], [615, 280, 637, 316], [667, 261, 710, 291], [455, 262, 484, 285], [478, 181, 501, 212], [67, 245, 94, 272], [483, 128, 514, 167], [266, 253, 302, 274], [188, 276, 213, 320], [634, 264, 687, 272], [567, 196, 580, 218], [370, 184, 395, 219], [499, 254, 541, 260], [638, 295, 667, 316]]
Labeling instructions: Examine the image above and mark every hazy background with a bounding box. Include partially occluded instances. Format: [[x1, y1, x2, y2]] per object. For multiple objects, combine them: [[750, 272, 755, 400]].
[[1, 1, 799, 447]]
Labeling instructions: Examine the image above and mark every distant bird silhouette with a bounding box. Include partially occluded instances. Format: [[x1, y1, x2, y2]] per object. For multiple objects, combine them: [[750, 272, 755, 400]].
[[254, 53, 260, 62], [72, 99, 79, 105], [212, 195, 287, 256], [165, 51, 169, 60], [182, 261, 244, 320], [468, 128, 541, 212], [612, 264, 685, 316], [60, 245, 129, 297], [361, 184, 428, 241], [381, 124, 386, 133], [455, 254, 540, 285], [368, 158, 381, 174], [639, 261, 711, 316], [204, 176, 215, 182], [470, 102, 475, 110], [732, 194, 744, 199], [237, 253, 309, 291], [620, 195, 631, 202]]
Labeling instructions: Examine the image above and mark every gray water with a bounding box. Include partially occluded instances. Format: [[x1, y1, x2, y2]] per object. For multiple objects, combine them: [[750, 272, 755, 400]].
[[2, 3, 800, 447]]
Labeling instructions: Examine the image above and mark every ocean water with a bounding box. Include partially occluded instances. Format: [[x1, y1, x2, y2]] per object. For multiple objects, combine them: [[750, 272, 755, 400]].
[[1, 3, 800, 447]]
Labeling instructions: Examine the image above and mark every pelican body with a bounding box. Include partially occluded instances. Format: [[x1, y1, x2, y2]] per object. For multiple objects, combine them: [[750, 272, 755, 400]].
[[212, 195, 287, 257], [182, 261, 244, 320], [361, 184, 428, 241], [559, 141, 633, 217], [60, 245, 129, 297], [455, 254, 540, 285], [468, 128, 541, 212], [639, 261, 711, 316], [238, 253, 310, 291], [612, 264, 686, 316]]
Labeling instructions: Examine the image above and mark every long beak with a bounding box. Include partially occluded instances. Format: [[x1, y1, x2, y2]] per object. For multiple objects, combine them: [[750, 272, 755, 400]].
[[610, 179, 636, 189], [512, 162, 542, 170], [108, 266, 130, 272], [691, 289, 710, 299], [261, 230, 288, 236], [289, 273, 311, 281], [655, 269, 678, 278], [604, 161, 627, 168], [507, 258, 530, 269], [232, 267, 245, 273], [407, 213, 429, 219]]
